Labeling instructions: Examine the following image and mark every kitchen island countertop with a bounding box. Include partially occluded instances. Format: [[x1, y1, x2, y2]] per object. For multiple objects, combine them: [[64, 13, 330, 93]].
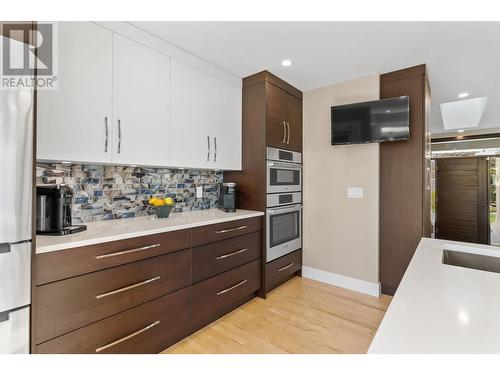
[[369, 237, 500, 354]]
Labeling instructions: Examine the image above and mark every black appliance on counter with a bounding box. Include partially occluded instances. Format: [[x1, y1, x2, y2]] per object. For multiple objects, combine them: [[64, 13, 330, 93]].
[[219, 182, 237, 213], [36, 185, 87, 235]]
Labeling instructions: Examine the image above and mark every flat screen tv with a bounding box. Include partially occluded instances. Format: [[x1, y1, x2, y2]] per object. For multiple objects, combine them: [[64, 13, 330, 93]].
[[331, 96, 410, 145]]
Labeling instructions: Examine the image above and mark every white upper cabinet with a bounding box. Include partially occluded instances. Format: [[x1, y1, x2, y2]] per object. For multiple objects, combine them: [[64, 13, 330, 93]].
[[210, 76, 242, 170], [112, 34, 171, 166], [170, 59, 212, 169], [37, 22, 242, 170], [170, 59, 242, 170], [37, 22, 113, 164]]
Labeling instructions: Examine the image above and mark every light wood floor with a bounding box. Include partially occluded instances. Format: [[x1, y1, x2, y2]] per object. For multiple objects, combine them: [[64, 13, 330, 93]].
[[162, 277, 392, 354]]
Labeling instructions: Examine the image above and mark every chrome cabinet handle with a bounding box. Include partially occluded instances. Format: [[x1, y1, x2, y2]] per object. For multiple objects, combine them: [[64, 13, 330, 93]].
[[95, 276, 160, 300], [216, 248, 247, 260], [278, 262, 294, 272], [95, 243, 161, 260], [95, 320, 160, 353], [118, 119, 122, 154], [104, 117, 109, 153], [216, 279, 247, 296], [287, 122, 291, 144], [0, 243, 11, 254], [207, 135, 210, 162], [0, 311, 9, 323], [282, 121, 286, 143], [216, 225, 247, 234], [214, 136, 217, 162]]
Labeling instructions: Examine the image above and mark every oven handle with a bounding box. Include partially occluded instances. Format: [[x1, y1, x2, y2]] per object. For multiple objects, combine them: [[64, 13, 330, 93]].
[[267, 161, 302, 170], [267, 204, 302, 215]]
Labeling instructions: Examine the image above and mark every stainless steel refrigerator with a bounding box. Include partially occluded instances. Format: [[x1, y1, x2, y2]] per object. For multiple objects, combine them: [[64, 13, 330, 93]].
[[0, 35, 33, 354]]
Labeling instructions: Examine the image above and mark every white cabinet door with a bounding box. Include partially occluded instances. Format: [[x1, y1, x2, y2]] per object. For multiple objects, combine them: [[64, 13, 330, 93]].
[[37, 22, 113, 164], [170, 59, 212, 169], [112, 34, 171, 167], [210, 77, 242, 170]]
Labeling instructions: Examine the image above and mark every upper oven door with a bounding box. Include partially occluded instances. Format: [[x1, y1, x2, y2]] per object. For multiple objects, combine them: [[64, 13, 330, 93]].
[[267, 162, 302, 194]]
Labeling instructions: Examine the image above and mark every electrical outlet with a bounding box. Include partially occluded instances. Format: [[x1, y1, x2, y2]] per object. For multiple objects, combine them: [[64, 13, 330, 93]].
[[196, 186, 203, 199]]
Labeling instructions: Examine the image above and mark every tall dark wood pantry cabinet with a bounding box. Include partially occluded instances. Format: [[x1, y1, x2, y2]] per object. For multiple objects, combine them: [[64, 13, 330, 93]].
[[379, 64, 432, 295]]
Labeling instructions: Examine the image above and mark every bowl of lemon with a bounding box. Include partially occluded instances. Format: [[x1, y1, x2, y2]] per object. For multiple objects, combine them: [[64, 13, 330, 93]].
[[148, 197, 174, 218]]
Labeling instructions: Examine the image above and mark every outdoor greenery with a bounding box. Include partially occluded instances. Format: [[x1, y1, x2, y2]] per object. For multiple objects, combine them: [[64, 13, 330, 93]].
[[490, 158, 496, 214]]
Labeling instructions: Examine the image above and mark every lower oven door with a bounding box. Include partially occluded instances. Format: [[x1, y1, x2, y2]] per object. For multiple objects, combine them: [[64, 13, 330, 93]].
[[266, 204, 302, 262]]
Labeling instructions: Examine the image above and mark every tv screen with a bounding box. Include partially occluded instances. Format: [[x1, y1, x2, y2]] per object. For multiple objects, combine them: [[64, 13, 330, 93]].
[[331, 96, 409, 145]]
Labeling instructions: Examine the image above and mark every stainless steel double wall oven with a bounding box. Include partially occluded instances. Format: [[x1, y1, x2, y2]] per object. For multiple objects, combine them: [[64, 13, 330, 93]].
[[266, 147, 302, 262]]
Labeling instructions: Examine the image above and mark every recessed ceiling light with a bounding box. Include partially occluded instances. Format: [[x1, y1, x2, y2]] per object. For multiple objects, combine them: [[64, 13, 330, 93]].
[[458, 129, 465, 133], [281, 59, 292, 67], [458, 92, 470, 98]]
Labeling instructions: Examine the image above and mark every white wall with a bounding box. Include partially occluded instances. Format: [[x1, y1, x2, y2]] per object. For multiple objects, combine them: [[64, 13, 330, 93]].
[[302, 75, 380, 295]]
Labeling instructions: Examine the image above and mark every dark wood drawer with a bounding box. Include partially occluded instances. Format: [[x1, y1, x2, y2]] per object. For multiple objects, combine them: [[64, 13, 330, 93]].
[[192, 231, 262, 283], [36, 229, 191, 285], [35, 287, 190, 354], [191, 216, 262, 247], [35, 249, 191, 344], [192, 259, 261, 330], [266, 249, 302, 292]]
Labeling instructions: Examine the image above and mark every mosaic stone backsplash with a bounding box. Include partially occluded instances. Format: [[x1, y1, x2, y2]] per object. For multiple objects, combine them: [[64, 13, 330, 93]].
[[36, 164, 223, 223]]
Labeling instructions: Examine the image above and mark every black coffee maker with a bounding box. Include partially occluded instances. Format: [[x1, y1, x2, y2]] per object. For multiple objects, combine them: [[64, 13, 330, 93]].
[[36, 185, 87, 235], [219, 182, 237, 213]]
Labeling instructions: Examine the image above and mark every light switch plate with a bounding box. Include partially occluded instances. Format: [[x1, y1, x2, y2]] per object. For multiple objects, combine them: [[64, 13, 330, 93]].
[[196, 186, 203, 198], [347, 187, 363, 199]]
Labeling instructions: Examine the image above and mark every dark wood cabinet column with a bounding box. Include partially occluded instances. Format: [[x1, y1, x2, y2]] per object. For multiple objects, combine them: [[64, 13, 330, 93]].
[[379, 64, 431, 295]]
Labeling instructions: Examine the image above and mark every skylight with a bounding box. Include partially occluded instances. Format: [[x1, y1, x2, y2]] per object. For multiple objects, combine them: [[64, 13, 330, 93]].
[[440, 97, 488, 130]]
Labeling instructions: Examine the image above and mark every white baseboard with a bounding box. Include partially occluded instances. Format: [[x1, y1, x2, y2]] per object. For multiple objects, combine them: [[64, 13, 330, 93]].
[[302, 266, 381, 297]]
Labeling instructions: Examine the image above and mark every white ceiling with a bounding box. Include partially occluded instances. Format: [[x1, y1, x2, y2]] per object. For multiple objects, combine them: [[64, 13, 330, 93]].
[[131, 22, 500, 136]]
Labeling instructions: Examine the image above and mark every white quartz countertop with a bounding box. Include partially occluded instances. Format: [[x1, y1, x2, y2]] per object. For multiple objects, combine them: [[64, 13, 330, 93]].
[[368, 237, 500, 353], [36, 209, 264, 254]]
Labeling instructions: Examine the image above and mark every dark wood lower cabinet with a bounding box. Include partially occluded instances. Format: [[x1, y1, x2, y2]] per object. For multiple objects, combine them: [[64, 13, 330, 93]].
[[192, 231, 261, 283], [191, 217, 262, 246], [35, 229, 191, 286], [33, 216, 264, 354], [35, 249, 191, 345], [36, 287, 191, 354], [265, 250, 302, 293], [192, 259, 261, 331]]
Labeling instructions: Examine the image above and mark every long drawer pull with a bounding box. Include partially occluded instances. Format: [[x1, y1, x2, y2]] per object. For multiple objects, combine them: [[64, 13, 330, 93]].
[[215, 225, 247, 234], [278, 262, 294, 272], [216, 279, 247, 296], [95, 320, 160, 353], [95, 276, 160, 300], [216, 248, 248, 260], [95, 243, 161, 259]]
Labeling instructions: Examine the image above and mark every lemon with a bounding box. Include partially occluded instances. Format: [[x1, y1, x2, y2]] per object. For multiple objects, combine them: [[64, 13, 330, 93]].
[[153, 199, 165, 206], [148, 197, 157, 205], [164, 197, 174, 205]]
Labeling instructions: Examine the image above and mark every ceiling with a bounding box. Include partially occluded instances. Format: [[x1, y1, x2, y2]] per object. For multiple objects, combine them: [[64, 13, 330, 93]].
[[131, 22, 500, 136]]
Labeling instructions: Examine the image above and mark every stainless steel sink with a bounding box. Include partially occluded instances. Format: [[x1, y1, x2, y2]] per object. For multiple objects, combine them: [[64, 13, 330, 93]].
[[442, 249, 500, 274]]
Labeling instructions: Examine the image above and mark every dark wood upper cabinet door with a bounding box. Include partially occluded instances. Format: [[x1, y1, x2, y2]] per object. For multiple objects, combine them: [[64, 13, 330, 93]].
[[285, 92, 302, 152], [266, 82, 302, 152], [266, 83, 288, 149]]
